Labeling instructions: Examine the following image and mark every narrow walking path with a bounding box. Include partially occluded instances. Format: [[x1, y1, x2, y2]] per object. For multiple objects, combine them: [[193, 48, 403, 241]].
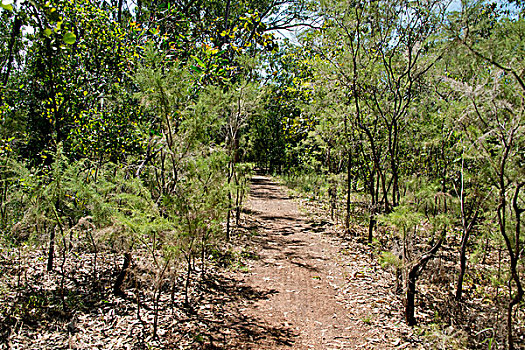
[[227, 175, 417, 349]]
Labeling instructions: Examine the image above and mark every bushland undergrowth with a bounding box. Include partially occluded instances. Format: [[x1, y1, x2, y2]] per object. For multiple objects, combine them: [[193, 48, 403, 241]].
[[280, 171, 524, 349]]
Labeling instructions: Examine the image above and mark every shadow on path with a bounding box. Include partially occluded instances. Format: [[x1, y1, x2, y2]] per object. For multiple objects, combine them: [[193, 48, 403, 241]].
[[177, 275, 298, 349]]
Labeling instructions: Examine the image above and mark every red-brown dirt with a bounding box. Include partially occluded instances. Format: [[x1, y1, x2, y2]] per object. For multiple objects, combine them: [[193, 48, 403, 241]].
[[222, 175, 419, 349]]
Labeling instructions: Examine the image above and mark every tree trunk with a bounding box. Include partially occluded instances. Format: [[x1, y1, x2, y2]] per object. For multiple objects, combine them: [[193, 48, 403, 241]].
[[405, 268, 417, 326], [507, 262, 524, 350], [117, 0, 123, 23], [405, 237, 443, 326], [455, 154, 481, 301], [47, 226, 56, 271], [226, 156, 235, 240], [184, 255, 192, 308], [1, 16, 22, 91], [391, 119, 400, 208], [507, 182, 524, 350], [455, 231, 469, 301], [368, 167, 376, 243], [368, 213, 376, 244], [113, 252, 131, 296], [152, 260, 170, 339], [226, 195, 232, 241], [345, 150, 352, 233]]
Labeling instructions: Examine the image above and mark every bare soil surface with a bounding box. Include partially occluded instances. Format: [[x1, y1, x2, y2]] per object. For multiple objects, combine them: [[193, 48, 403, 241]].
[[223, 175, 419, 349]]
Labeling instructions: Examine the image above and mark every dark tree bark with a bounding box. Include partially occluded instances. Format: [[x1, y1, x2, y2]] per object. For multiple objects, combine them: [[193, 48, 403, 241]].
[[455, 156, 481, 301], [1, 15, 22, 91], [345, 149, 352, 233], [47, 226, 56, 272], [113, 252, 132, 296], [455, 209, 479, 301], [117, 0, 123, 23], [505, 182, 525, 350], [405, 236, 443, 326]]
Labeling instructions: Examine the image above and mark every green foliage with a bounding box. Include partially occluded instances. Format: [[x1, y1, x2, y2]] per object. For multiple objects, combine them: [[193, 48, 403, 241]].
[[14, 0, 144, 162], [0, 1, 12, 11], [1, 0, 525, 345], [419, 324, 469, 350], [379, 251, 402, 269], [380, 205, 425, 238], [0, 154, 32, 243], [279, 171, 327, 199], [246, 43, 316, 172], [62, 31, 75, 44]]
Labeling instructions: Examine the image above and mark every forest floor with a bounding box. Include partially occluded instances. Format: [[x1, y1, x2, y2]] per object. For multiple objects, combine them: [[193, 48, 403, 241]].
[[0, 175, 429, 350], [217, 175, 420, 349]]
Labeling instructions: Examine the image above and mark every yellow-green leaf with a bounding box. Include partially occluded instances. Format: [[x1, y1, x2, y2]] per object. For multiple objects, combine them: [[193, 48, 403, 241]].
[[63, 32, 76, 45], [0, 3, 13, 10]]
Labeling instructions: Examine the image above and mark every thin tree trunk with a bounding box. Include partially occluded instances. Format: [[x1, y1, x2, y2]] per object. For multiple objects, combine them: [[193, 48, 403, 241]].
[[226, 195, 231, 241], [47, 227, 56, 271], [1, 16, 22, 92], [117, 0, 124, 23], [345, 150, 352, 233], [184, 255, 192, 308], [507, 182, 525, 350], [455, 232, 469, 301], [113, 252, 131, 296], [47, 223, 58, 272], [201, 230, 208, 279], [152, 260, 170, 339], [405, 236, 443, 326], [368, 168, 376, 243], [391, 119, 400, 208], [235, 184, 242, 226], [226, 158, 234, 240], [406, 268, 417, 326]]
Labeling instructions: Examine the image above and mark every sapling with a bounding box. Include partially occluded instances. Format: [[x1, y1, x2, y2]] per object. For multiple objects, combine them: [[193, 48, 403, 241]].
[[452, 151, 490, 301], [445, 53, 525, 346], [381, 175, 450, 325]]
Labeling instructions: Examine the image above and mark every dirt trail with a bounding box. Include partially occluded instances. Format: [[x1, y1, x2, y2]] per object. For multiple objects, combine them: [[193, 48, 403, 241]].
[[227, 175, 417, 349]]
